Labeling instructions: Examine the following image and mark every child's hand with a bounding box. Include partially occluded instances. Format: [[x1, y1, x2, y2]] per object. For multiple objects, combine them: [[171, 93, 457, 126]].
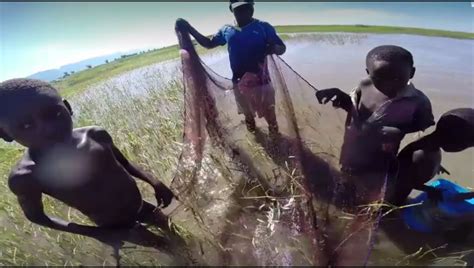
[[315, 88, 351, 110], [154, 182, 175, 208]]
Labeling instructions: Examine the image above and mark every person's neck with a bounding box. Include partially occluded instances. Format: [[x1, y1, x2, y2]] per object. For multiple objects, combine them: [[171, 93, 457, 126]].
[[237, 18, 254, 28]]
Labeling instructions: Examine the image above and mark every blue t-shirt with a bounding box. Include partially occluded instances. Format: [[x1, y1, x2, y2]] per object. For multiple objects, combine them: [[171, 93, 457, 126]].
[[210, 19, 284, 82]]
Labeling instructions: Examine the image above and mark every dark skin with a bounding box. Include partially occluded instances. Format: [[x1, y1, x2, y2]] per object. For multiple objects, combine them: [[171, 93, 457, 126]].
[[175, 4, 286, 55], [315, 59, 415, 116], [315, 58, 419, 157], [391, 109, 474, 205], [0, 91, 174, 237]]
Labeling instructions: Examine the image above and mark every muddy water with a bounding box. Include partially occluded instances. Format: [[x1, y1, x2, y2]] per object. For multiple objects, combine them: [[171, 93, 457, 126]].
[[71, 33, 472, 265], [201, 33, 473, 266]]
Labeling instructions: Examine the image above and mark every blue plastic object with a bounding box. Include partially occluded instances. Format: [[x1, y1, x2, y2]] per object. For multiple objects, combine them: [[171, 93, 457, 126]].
[[402, 178, 474, 233]]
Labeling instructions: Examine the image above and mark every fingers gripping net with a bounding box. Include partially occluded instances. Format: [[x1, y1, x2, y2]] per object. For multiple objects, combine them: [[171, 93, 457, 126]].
[[170, 28, 389, 265]]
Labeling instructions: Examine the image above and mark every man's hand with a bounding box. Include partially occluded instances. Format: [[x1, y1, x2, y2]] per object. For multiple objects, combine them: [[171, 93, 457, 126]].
[[266, 43, 286, 56], [265, 44, 275, 55], [154, 182, 175, 208], [175, 18, 191, 32], [315, 88, 352, 111]]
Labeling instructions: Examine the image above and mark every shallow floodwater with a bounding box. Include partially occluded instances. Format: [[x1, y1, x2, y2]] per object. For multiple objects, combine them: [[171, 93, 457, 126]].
[[72, 33, 473, 266], [206, 33, 474, 189]]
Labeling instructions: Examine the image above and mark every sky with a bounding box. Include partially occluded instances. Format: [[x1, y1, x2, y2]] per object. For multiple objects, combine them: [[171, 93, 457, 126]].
[[1, 2, 473, 81]]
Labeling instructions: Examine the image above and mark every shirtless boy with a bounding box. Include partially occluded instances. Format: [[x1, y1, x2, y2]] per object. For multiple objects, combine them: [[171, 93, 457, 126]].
[[0, 79, 175, 236], [316, 45, 435, 203], [391, 108, 474, 206]]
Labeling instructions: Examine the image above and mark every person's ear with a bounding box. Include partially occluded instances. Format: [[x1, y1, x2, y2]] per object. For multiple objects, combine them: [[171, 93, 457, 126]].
[[0, 128, 13, 142], [63, 99, 73, 116], [410, 67, 416, 79]]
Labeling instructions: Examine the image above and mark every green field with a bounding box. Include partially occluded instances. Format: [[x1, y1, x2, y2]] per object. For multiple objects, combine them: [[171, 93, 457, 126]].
[[0, 25, 472, 265], [53, 25, 473, 98], [276, 24, 474, 40]]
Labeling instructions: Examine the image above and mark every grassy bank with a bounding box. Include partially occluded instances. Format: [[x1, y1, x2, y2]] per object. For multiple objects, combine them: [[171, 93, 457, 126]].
[[53, 25, 473, 99], [275, 25, 474, 40]]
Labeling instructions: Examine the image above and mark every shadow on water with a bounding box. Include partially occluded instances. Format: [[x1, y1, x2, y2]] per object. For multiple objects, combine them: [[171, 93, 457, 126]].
[[91, 221, 191, 266], [253, 128, 474, 265], [253, 128, 339, 204]]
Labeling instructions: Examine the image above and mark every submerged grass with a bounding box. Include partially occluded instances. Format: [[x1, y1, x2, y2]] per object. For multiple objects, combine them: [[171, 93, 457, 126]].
[[0, 69, 186, 265]]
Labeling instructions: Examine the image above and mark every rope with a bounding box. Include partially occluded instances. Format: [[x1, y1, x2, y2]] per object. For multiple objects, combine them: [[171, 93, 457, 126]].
[[275, 55, 320, 92]]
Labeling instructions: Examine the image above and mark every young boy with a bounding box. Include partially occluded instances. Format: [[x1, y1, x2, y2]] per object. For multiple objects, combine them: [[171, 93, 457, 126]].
[[316, 45, 435, 203], [0, 79, 175, 236], [175, 0, 286, 135], [391, 108, 474, 206]]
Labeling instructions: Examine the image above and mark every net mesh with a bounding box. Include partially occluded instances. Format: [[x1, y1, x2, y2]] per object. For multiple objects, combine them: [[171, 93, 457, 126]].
[[170, 28, 389, 266]]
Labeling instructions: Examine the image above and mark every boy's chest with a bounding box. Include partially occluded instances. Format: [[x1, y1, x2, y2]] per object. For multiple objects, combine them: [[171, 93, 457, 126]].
[[34, 139, 113, 189], [358, 87, 417, 124]]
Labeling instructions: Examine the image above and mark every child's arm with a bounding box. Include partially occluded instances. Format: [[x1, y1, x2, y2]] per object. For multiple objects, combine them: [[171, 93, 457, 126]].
[[111, 145, 175, 207], [402, 94, 435, 133], [9, 174, 102, 236], [175, 18, 224, 49], [315, 88, 353, 113], [90, 127, 175, 207]]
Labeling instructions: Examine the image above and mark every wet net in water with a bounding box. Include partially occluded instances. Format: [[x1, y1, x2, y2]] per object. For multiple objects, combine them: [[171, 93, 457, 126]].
[[169, 28, 390, 266]]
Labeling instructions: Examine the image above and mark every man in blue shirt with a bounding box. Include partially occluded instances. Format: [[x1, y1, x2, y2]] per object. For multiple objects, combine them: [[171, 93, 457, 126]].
[[176, 0, 286, 135]]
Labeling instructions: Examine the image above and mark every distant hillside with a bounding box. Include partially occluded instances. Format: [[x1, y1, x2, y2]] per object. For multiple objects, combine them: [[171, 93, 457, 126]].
[[27, 49, 144, 82]]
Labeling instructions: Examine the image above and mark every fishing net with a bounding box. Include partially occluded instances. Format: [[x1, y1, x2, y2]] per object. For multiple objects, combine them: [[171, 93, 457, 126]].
[[169, 28, 390, 265]]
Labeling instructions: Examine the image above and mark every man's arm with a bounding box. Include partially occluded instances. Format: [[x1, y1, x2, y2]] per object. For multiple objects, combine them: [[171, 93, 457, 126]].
[[176, 18, 224, 49], [263, 22, 286, 56]]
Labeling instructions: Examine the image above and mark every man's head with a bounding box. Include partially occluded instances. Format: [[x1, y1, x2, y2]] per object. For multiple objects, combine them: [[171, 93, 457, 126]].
[[366, 45, 415, 98], [229, 0, 254, 27], [0, 79, 73, 149], [434, 108, 474, 152]]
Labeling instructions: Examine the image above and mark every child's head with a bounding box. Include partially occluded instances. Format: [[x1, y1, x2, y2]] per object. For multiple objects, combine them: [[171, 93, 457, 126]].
[[366, 45, 415, 98], [434, 108, 474, 152], [229, 0, 254, 26], [0, 79, 73, 149]]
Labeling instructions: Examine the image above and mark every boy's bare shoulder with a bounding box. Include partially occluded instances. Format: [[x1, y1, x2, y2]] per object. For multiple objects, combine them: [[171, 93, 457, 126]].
[[410, 84, 432, 105], [73, 126, 114, 145], [8, 152, 39, 195]]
